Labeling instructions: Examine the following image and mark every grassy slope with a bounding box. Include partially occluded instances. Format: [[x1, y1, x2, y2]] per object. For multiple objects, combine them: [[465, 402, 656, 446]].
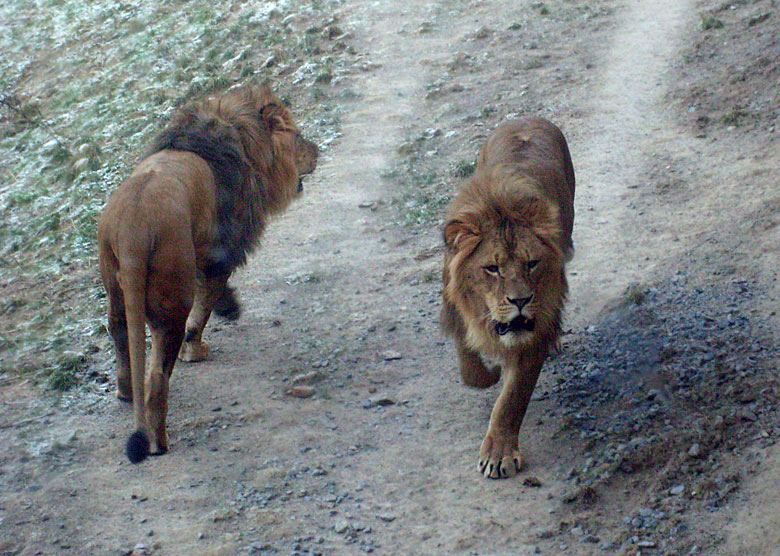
[[0, 0, 346, 386]]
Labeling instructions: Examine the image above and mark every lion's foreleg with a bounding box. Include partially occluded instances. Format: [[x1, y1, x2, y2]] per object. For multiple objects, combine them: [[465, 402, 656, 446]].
[[456, 338, 500, 388], [178, 274, 229, 362], [478, 352, 545, 479]]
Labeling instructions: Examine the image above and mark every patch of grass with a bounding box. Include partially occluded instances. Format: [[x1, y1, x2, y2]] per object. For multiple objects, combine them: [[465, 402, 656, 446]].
[[701, 14, 724, 30], [721, 107, 750, 127], [452, 159, 476, 178], [44, 352, 87, 391], [393, 188, 450, 227], [623, 283, 646, 305], [0, 0, 351, 388]]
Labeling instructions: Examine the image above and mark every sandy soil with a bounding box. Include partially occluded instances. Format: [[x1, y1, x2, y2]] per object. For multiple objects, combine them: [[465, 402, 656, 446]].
[[1, 0, 778, 555]]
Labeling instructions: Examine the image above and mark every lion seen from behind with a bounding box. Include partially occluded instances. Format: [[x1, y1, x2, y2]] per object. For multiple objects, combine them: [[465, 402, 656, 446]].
[[98, 86, 318, 463]]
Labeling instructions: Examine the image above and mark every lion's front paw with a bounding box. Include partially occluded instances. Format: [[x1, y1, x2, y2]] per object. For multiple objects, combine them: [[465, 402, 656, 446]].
[[178, 340, 210, 362], [478, 432, 524, 479]]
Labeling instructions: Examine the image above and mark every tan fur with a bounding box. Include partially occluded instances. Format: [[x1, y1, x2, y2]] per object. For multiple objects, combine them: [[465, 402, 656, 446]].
[[98, 86, 318, 462], [441, 117, 575, 479]]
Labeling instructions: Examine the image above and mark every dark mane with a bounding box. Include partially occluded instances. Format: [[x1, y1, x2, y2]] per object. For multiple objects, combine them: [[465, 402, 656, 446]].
[[143, 103, 266, 277], [144, 125, 247, 198]]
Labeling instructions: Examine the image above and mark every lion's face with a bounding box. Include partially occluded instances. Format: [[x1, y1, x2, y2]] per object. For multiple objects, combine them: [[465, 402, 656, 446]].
[[474, 228, 556, 344], [444, 190, 566, 353], [293, 133, 319, 192], [452, 226, 561, 348], [252, 93, 319, 198]]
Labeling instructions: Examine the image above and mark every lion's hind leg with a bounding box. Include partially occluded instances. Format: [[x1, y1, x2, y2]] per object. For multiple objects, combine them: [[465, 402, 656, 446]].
[[99, 247, 133, 402], [144, 249, 195, 456], [146, 323, 187, 456]]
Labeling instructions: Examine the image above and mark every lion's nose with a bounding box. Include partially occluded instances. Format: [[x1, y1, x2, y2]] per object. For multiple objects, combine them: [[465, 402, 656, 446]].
[[509, 295, 533, 310]]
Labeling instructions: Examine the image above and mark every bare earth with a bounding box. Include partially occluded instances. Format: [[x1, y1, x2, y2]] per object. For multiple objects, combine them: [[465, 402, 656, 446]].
[[1, 1, 778, 555]]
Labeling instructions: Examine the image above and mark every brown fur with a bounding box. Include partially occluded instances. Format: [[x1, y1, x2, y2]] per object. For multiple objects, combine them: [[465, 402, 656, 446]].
[[98, 86, 318, 463], [441, 117, 575, 479]]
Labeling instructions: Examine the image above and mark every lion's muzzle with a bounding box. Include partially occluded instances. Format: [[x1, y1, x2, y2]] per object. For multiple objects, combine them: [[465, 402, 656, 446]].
[[494, 315, 536, 336]]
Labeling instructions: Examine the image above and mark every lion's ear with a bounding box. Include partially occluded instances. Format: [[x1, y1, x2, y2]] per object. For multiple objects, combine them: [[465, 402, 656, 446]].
[[443, 219, 480, 252], [259, 103, 286, 132], [522, 198, 564, 260]]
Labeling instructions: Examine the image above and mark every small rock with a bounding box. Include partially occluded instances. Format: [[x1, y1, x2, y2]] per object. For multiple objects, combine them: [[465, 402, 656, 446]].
[[377, 513, 396, 522], [249, 541, 271, 552], [537, 530, 555, 539], [523, 476, 543, 487], [417, 21, 434, 33], [670, 484, 685, 495], [740, 409, 758, 422], [637, 540, 656, 548], [381, 350, 402, 361], [210, 508, 236, 522], [396, 142, 416, 155], [292, 371, 320, 385], [287, 385, 315, 398], [687, 443, 701, 458], [324, 25, 344, 39], [472, 26, 492, 39], [334, 519, 350, 534]]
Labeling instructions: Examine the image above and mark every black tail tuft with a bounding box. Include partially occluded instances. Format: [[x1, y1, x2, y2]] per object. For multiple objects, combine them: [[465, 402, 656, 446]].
[[214, 285, 241, 321], [126, 430, 150, 464]]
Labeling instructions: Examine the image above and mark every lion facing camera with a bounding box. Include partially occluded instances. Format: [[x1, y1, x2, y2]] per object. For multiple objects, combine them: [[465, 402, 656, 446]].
[[441, 117, 575, 479], [98, 86, 318, 463]]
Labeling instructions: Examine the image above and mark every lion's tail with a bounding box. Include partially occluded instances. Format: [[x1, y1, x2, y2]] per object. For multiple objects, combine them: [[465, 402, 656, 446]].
[[121, 259, 151, 464]]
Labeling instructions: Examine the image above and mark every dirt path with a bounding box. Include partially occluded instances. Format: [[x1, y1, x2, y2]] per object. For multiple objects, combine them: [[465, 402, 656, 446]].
[[568, 0, 695, 323], [2, 0, 778, 555]]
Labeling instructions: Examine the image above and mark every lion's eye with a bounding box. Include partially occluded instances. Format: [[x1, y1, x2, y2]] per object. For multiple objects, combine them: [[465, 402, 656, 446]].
[[484, 265, 500, 276], [527, 260, 539, 271]]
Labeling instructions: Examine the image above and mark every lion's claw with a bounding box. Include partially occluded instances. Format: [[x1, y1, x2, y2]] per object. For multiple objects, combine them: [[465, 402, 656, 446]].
[[479, 433, 524, 479]]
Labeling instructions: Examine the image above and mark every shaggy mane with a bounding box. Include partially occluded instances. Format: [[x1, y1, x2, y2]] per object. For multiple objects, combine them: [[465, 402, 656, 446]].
[[143, 88, 297, 276]]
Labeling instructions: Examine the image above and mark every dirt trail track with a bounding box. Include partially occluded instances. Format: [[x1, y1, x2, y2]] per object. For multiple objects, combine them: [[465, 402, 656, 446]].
[[2, 0, 778, 555], [568, 0, 694, 322]]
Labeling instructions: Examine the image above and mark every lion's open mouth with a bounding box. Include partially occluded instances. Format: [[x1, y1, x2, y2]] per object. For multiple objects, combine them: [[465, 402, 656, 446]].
[[494, 316, 535, 336], [297, 178, 304, 193]]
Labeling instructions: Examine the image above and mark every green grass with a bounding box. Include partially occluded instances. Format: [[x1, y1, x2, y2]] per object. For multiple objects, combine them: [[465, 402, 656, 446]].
[[0, 0, 345, 386], [623, 283, 647, 306], [452, 159, 476, 178], [701, 14, 724, 30], [721, 107, 750, 127], [388, 160, 451, 227]]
